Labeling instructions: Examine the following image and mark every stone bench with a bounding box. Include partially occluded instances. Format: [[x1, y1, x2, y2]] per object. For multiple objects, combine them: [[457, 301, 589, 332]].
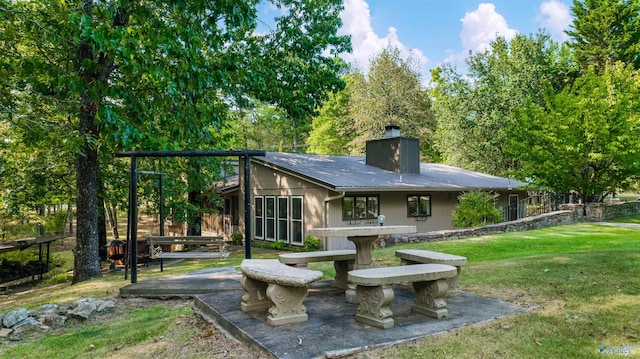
[[278, 250, 356, 290], [395, 249, 467, 297], [240, 259, 323, 326], [348, 263, 457, 329]]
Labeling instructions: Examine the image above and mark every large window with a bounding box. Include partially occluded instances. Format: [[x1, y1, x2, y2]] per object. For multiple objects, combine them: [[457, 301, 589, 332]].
[[254, 197, 263, 238], [291, 197, 303, 245], [265, 196, 276, 241], [277, 197, 289, 242], [342, 195, 379, 220], [254, 195, 304, 245], [407, 194, 431, 217]]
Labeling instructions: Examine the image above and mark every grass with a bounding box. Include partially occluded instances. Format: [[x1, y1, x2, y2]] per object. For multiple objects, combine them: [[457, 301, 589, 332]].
[[2, 219, 640, 358]]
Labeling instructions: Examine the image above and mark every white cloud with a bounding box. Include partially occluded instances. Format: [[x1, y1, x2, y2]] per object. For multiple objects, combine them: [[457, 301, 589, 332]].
[[445, 3, 517, 64], [338, 0, 428, 71], [538, 0, 572, 42], [459, 3, 518, 53]]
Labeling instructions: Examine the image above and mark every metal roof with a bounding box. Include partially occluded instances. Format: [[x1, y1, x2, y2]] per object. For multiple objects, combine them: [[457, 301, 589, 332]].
[[252, 152, 527, 192]]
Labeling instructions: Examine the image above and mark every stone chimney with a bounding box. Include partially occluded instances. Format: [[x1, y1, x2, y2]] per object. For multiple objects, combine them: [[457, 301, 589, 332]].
[[365, 125, 420, 174]]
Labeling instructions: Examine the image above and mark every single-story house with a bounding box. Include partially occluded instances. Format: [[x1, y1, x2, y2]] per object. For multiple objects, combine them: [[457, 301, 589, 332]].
[[211, 127, 527, 250]]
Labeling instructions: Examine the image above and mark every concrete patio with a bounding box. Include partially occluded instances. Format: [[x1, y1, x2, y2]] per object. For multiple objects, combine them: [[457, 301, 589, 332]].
[[120, 266, 535, 359]]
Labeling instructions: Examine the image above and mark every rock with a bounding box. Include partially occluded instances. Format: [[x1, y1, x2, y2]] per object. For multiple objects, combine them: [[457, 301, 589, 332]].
[[29, 304, 58, 317], [96, 299, 115, 312], [29, 304, 66, 328], [12, 317, 45, 335], [0, 328, 12, 338], [3, 308, 28, 328], [68, 298, 112, 319], [41, 314, 67, 328]]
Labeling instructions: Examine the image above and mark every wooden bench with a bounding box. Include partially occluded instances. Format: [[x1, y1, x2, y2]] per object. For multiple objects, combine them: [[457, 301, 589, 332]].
[[395, 249, 467, 297], [278, 250, 356, 290], [240, 259, 323, 326], [348, 264, 457, 329], [147, 235, 229, 271]]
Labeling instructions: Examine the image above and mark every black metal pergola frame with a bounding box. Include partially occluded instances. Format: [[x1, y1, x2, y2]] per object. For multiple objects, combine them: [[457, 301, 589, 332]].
[[115, 150, 266, 283]]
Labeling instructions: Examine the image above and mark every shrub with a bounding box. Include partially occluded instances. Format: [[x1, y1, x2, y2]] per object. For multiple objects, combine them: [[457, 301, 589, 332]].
[[452, 190, 503, 228], [270, 240, 287, 250], [231, 232, 243, 246], [303, 236, 321, 251]]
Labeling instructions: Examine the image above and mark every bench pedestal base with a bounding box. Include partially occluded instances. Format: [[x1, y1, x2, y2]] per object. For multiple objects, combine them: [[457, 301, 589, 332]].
[[240, 274, 310, 326], [354, 278, 450, 329], [412, 279, 449, 319], [266, 283, 309, 326], [355, 285, 395, 329], [240, 275, 270, 312]]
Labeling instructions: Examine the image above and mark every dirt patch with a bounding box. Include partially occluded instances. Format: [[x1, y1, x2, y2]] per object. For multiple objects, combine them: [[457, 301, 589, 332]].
[[102, 297, 272, 359]]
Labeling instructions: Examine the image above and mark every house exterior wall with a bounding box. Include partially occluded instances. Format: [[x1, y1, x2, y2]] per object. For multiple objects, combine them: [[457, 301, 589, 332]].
[[239, 157, 528, 250], [238, 158, 330, 247]]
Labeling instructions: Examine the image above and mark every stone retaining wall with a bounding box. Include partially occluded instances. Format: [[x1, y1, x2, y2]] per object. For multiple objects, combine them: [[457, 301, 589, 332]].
[[374, 201, 640, 248]]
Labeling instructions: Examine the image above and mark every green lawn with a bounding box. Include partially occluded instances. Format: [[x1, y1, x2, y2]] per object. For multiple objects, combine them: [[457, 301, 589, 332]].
[[2, 221, 640, 358]]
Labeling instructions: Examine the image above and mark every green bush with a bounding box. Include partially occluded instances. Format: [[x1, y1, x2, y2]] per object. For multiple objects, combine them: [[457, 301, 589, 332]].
[[0, 248, 39, 264], [270, 240, 286, 250], [231, 232, 243, 246], [451, 190, 503, 228], [303, 236, 321, 251]]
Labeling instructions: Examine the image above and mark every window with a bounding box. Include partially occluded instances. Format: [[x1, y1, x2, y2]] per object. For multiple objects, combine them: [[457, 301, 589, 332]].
[[254, 197, 263, 238], [407, 194, 431, 217], [265, 196, 276, 241], [342, 195, 379, 220], [277, 197, 289, 242], [254, 195, 304, 245], [291, 197, 303, 245]]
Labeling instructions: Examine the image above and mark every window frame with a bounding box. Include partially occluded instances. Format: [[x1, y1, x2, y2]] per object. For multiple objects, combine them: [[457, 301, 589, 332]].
[[265, 196, 276, 241], [342, 195, 380, 220], [290, 196, 304, 245], [407, 194, 432, 217], [254, 196, 264, 239]]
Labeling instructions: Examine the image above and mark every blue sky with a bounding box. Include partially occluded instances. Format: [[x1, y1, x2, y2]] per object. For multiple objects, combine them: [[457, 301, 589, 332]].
[[258, 0, 575, 80]]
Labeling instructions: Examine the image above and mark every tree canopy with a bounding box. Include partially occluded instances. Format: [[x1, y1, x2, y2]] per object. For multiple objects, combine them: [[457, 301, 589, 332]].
[[431, 33, 578, 176], [0, 0, 350, 283], [508, 63, 640, 202], [567, 0, 640, 73]]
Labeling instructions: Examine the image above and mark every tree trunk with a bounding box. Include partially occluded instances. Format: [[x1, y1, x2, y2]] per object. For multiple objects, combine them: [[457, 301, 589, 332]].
[[73, 125, 102, 283], [187, 190, 202, 236], [71, 0, 130, 284]]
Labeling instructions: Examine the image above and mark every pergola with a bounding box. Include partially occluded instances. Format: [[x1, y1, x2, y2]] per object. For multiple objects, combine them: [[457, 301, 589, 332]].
[[115, 150, 266, 283]]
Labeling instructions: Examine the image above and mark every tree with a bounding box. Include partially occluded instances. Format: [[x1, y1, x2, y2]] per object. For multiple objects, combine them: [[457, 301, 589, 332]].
[[567, 0, 640, 73], [307, 74, 356, 155], [227, 102, 295, 151], [344, 47, 435, 158], [1, 0, 350, 283], [245, 1, 351, 152], [508, 63, 640, 202], [451, 190, 503, 228], [431, 33, 578, 176]]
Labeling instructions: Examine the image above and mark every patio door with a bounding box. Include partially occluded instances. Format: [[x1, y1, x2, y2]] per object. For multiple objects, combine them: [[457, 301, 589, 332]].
[[508, 194, 519, 221]]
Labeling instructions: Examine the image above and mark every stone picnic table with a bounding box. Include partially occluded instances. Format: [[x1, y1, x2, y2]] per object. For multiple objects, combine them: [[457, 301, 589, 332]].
[[307, 225, 417, 270], [307, 225, 417, 303]]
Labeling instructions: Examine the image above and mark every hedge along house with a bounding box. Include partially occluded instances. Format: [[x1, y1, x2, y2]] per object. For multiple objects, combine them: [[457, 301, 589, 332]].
[[219, 127, 527, 250]]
